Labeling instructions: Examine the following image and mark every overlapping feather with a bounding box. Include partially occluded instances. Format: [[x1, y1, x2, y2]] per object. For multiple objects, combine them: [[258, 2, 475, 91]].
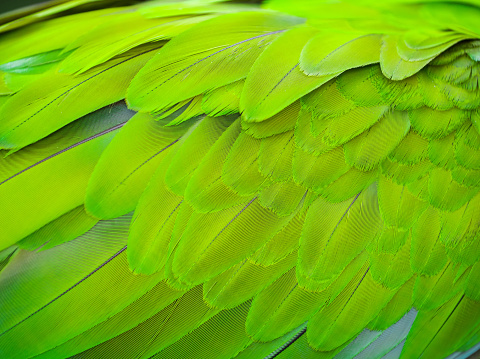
[[1, 1, 480, 359]]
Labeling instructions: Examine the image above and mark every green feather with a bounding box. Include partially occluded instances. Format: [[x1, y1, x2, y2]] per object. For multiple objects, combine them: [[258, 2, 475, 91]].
[[202, 80, 243, 117], [0, 44, 159, 149], [184, 117, 249, 212], [298, 185, 382, 290], [127, 11, 303, 114], [343, 110, 410, 171], [203, 251, 296, 309], [0, 103, 131, 251], [35, 281, 185, 358], [377, 174, 428, 230], [301, 33, 382, 76], [222, 131, 269, 196], [241, 26, 330, 121], [17, 205, 98, 251], [59, 13, 210, 74], [151, 301, 252, 359], [0, 214, 164, 359], [308, 271, 395, 351], [2, 1, 480, 358], [242, 100, 300, 139], [293, 146, 350, 192], [85, 112, 193, 219]]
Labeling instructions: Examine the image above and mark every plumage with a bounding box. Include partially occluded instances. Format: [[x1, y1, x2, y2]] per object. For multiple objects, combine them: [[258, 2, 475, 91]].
[[1, 0, 480, 358]]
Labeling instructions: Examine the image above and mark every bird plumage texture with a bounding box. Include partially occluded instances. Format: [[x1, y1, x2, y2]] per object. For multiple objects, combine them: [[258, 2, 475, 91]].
[[0, 0, 480, 358]]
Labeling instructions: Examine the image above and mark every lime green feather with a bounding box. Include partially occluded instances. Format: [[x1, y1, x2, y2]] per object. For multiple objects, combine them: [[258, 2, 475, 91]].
[[258, 181, 306, 217], [0, 44, 159, 150], [377, 175, 428, 230], [202, 80, 243, 117], [166, 116, 233, 196], [317, 167, 379, 202], [246, 267, 330, 342], [369, 235, 413, 288], [127, 155, 183, 276], [408, 106, 469, 139], [258, 130, 295, 182], [60, 13, 210, 74], [17, 205, 97, 251], [127, 11, 303, 115], [242, 101, 300, 139], [1, 1, 480, 358], [308, 271, 395, 351], [389, 130, 429, 164], [369, 226, 410, 254], [0, 49, 69, 75], [411, 206, 448, 275], [249, 207, 307, 266], [0, 103, 131, 251], [222, 131, 269, 196], [311, 105, 389, 146], [151, 301, 252, 359], [298, 185, 382, 291], [343, 110, 410, 171], [183, 117, 249, 212], [240, 26, 331, 121], [85, 112, 193, 219], [70, 285, 219, 359], [301, 33, 382, 76], [403, 294, 480, 359], [413, 262, 468, 310], [171, 198, 297, 286], [440, 194, 480, 266], [203, 251, 296, 309], [368, 277, 416, 331], [293, 146, 350, 192], [35, 281, 185, 358], [294, 107, 335, 155], [0, 214, 164, 359], [428, 167, 479, 211], [0, 8, 120, 63]]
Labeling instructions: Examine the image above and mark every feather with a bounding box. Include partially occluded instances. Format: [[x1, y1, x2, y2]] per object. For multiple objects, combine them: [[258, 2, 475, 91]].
[[241, 26, 331, 121], [0, 7, 121, 61], [343, 110, 410, 171], [151, 301, 252, 359], [127, 150, 184, 275], [222, 131, 269, 196], [59, 13, 211, 74], [380, 35, 437, 80], [17, 205, 98, 251], [0, 214, 164, 359], [403, 294, 480, 359], [0, 102, 132, 251], [249, 207, 307, 266], [34, 281, 185, 358], [70, 285, 219, 359], [2, 1, 480, 358], [377, 174, 428, 230], [203, 251, 296, 309], [0, 44, 160, 149], [301, 33, 382, 76], [202, 80, 244, 117], [184, 117, 249, 212], [127, 11, 303, 114], [298, 185, 382, 291], [170, 198, 298, 286], [307, 270, 395, 351], [85, 112, 194, 219], [356, 309, 417, 359]]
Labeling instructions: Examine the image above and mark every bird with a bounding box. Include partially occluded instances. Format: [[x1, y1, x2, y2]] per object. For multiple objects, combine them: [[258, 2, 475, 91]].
[[0, 0, 479, 358]]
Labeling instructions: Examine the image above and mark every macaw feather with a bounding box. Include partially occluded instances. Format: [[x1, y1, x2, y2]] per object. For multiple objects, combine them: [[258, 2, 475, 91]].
[[1, 0, 480, 358]]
